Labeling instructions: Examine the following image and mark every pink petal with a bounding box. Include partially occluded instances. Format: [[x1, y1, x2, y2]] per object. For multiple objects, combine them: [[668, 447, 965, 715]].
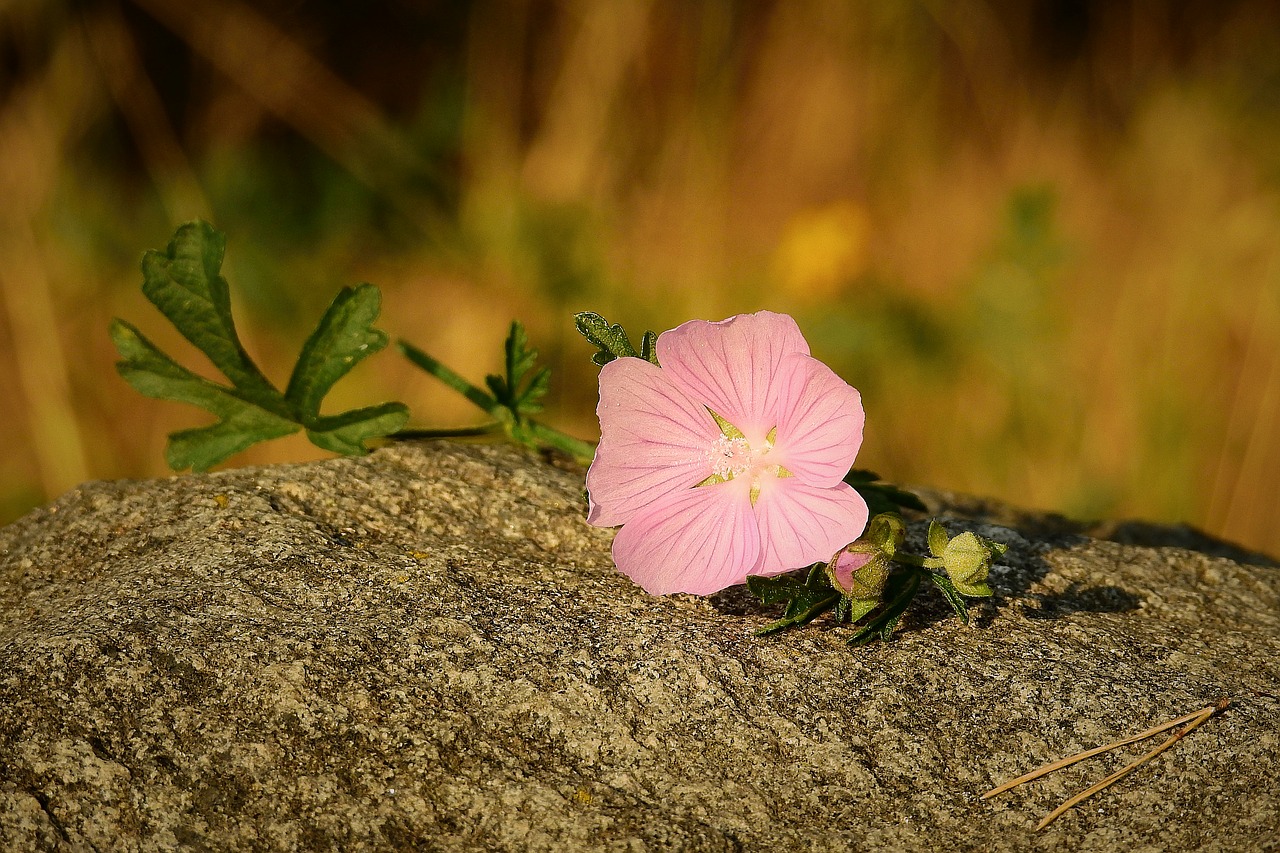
[[611, 478, 761, 595], [770, 353, 864, 487], [831, 549, 875, 595], [586, 357, 720, 528], [655, 311, 810, 444], [750, 479, 868, 578]]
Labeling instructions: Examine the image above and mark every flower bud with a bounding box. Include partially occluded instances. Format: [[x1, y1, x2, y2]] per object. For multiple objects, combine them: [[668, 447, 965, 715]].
[[827, 544, 890, 601], [864, 512, 906, 558], [941, 531, 995, 597]]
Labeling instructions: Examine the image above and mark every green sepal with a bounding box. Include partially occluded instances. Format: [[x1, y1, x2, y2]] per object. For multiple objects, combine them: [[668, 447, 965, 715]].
[[748, 563, 841, 636], [941, 531, 995, 594], [927, 519, 950, 557], [842, 595, 881, 626], [865, 512, 907, 557], [639, 330, 659, 365], [845, 469, 927, 517], [954, 579, 994, 598], [707, 408, 745, 439]]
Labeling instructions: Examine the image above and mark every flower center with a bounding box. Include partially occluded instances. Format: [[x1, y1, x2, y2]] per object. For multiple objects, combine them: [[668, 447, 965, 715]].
[[697, 411, 790, 502], [710, 435, 756, 480]]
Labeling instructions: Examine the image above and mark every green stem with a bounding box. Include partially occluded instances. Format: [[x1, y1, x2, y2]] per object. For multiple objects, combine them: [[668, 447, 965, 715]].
[[398, 338, 597, 465], [391, 423, 503, 440], [891, 552, 945, 570], [398, 340, 503, 417], [524, 420, 598, 465]]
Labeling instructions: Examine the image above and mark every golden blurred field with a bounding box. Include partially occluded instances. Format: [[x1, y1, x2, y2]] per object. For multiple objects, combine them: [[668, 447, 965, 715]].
[[1, 1, 1277, 556]]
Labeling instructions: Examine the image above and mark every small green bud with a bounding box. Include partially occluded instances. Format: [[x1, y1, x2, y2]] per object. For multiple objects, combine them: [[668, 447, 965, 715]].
[[864, 512, 907, 557], [942, 531, 996, 597]]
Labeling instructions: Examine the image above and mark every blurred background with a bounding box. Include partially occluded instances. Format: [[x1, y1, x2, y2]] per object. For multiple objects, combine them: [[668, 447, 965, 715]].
[[1, 0, 1278, 556]]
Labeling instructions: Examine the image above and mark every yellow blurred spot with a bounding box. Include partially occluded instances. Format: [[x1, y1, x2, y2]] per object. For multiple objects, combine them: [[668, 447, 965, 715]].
[[410, 550, 430, 560], [772, 201, 870, 301], [214, 494, 229, 508], [571, 788, 593, 805], [394, 574, 410, 584]]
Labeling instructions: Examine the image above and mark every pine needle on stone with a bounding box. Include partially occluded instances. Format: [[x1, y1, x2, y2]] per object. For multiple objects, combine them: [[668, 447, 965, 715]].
[[982, 698, 1231, 830]]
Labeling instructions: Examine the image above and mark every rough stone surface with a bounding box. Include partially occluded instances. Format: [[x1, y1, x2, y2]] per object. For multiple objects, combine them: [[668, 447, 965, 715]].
[[1, 440, 1277, 852]]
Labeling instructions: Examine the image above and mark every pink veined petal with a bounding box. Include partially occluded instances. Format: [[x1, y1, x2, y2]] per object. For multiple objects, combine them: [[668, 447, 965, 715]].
[[611, 478, 761, 595], [749, 479, 869, 578], [655, 311, 810, 444], [770, 353, 864, 488], [586, 357, 720, 528]]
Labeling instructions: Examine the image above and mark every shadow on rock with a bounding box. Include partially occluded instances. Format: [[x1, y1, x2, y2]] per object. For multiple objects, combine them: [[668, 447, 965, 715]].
[[1020, 581, 1144, 620]]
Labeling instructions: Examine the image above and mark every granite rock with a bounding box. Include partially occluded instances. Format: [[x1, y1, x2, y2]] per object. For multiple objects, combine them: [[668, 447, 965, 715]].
[[1, 441, 1277, 851]]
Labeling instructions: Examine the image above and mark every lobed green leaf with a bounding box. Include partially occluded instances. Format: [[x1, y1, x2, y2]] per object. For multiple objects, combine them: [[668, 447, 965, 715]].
[[574, 312, 659, 367], [285, 284, 391, 421], [847, 569, 923, 646], [928, 571, 971, 624], [748, 564, 841, 635], [140, 221, 276, 398], [306, 403, 411, 456], [114, 222, 408, 470]]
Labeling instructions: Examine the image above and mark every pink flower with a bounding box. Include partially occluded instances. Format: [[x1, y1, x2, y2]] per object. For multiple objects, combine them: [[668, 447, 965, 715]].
[[586, 311, 869, 594]]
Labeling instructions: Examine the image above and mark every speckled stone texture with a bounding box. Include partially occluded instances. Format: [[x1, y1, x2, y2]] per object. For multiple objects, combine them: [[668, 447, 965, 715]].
[[1, 441, 1277, 852]]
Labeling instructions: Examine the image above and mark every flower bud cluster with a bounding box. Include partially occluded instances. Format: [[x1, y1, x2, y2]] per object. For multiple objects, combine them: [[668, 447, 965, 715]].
[[823, 513, 1006, 633]]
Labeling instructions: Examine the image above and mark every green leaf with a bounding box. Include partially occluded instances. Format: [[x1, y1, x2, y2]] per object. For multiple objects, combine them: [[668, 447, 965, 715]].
[[166, 410, 300, 472], [400, 326, 597, 465], [285, 284, 390, 419], [574, 312, 658, 367], [114, 222, 408, 470], [748, 563, 841, 635], [848, 569, 923, 646], [111, 319, 300, 471], [307, 403, 411, 456], [400, 339, 502, 415], [928, 571, 971, 624], [140, 220, 277, 399], [845, 469, 927, 516], [492, 321, 552, 415]]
